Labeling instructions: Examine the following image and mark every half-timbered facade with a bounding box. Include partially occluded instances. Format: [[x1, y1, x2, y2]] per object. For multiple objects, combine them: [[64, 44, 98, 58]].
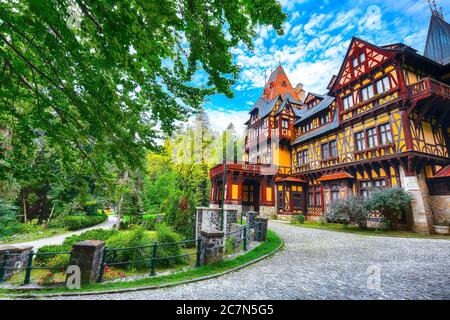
[[209, 12, 450, 233]]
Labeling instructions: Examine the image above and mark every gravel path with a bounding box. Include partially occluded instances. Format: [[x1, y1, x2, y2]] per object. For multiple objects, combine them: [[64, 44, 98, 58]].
[[11, 216, 117, 250], [53, 222, 450, 300]]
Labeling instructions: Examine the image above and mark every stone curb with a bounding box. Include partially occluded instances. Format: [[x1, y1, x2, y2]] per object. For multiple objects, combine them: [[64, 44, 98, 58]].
[[4, 237, 285, 299]]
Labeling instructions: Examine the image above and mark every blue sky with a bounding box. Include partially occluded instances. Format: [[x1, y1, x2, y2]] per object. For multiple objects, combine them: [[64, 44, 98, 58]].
[[202, 0, 450, 134]]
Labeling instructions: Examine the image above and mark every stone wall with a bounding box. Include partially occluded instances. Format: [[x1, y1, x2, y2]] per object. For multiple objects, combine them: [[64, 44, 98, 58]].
[[429, 195, 450, 224], [0, 245, 32, 281], [259, 206, 276, 219], [195, 208, 238, 240]]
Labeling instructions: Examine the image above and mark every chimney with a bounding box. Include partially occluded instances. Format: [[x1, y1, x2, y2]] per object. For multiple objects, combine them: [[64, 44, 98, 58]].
[[294, 83, 305, 102]]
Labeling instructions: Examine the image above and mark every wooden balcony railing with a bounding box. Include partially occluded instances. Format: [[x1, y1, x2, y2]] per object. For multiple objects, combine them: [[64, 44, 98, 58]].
[[408, 77, 450, 101], [210, 163, 293, 178]]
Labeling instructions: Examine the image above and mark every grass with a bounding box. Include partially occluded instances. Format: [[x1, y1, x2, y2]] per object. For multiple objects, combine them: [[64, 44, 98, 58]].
[[0, 227, 69, 245], [288, 221, 450, 240], [0, 230, 282, 296]]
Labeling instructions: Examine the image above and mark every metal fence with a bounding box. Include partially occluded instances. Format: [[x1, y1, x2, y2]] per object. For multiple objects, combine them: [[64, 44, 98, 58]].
[[224, 221, 264, 255], [0, 239, 202, 285], [0, 250, 70, 285]]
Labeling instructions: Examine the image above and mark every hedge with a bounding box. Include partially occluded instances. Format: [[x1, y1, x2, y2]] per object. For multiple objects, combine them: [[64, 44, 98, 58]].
[[63, 213, 108, 231]]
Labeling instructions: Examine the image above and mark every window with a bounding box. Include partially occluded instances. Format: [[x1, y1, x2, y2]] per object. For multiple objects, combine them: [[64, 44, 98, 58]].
[[361, 84, 374, 101], [376, 76, 391, 94], [329, 140, 338, 158], [367, 128, 377, 149], [308, 187, 321, 207], [359, 52, 366, 64], [282, 119, 289, 129], [330, 185, 341, 205], [360, 180, 386, 198], [297, 150, 309, 165], [352, 52, 366, 68], [293, 193, 303, 210], [343, 95, 353, 110], [321, 143, 330, 160], [355, 131, 366, 151], [321, 140, 337, 160], [379, 123, 392, 145]]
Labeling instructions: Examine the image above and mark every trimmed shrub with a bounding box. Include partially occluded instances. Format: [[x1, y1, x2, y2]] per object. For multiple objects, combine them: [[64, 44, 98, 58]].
[[63, 229, 118, 246], [62, 213, 108, 231], [155, 223, 184, 267], [297, 214, 305, 224], [48, 254, 71, 271], [141, 214, 164, 231], [106, 226, 154, 270], [35, 244, 70, 265]]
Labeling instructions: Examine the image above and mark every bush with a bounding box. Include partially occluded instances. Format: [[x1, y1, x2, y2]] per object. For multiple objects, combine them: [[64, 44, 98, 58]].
[[62, 213, 108, 231], [106, 226, 154, 270], [48, 254, 71, 272], [331, 196, 369, 230], [141, 214, 164, 231], [366, 187, 412, 229], [63, 229, 118, 246], [155, 223, 184, 267], [36, 229, 117, 264], [297, 214, 305, 224], [35, 244, 70, 265]]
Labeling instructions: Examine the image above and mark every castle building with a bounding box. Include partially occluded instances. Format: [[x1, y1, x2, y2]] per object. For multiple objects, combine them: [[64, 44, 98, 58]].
[[209, 12, 450, 233]]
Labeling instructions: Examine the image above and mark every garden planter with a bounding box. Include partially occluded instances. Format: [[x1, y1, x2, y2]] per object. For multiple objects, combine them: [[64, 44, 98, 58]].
[[433, 225, 450, 235]]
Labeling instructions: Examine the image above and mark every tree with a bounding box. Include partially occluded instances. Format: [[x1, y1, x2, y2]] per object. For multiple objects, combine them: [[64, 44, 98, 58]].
[[330, 196, 370, 230], [0, 0, 287, 178], [365, 187, 412, 229]]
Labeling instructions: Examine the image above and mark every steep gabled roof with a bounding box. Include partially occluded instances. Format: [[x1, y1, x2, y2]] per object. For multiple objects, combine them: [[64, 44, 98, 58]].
[[424, 15, 450, 65], [295, 95, 335, 125], [292, 106, 339, 145], [262, 65, 300, 101]]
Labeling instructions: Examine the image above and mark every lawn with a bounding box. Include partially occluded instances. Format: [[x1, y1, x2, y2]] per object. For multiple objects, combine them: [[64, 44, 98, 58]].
[[1, 230, 283, 296], [288, 221, 450, 240], [0, 227, 69, 245]]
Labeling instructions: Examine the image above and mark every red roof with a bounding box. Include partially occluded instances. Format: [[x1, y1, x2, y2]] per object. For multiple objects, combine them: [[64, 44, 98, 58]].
[[317, 172, 354, 182], [433, 165, 450, 178], [262, 65, 300, 101], [275, 177, 306, 183]]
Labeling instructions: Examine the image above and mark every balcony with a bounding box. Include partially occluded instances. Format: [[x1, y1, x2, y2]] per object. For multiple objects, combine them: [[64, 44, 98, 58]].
[[210, 163, 292, 179], [407, 78, 450, 124], [353, 143, 396, 161]]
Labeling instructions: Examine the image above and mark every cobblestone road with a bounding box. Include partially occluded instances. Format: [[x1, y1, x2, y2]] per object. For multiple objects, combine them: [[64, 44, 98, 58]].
[[55, 222, 450, 300]]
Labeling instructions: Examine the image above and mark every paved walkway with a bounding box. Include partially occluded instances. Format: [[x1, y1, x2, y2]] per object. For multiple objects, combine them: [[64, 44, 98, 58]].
[[13, 216, 117, 250], [55, 222, 450, 300]]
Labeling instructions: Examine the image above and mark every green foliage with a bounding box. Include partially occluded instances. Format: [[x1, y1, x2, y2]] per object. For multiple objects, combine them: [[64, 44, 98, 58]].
[[36, 228, 117, 264], [106, 227, 154, 270], [155, 224, 184, 267], [48, 254, 71, 272], [63, 229, 118, 247], [141, 214, 164, 231], [0, 199, 25, 238], [331, 196, 369, 230], [35, 245, 71, 265], [225, 236, 238, 255], [0, 0, 286, 181], [61, 213, 108, 231], [365, 188, 412, 226], [164, 194, 195, 240], [297, 214, 306, 225]]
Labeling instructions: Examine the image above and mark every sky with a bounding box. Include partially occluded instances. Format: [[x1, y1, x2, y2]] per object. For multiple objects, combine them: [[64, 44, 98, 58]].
[[202, 0, 450, 134]]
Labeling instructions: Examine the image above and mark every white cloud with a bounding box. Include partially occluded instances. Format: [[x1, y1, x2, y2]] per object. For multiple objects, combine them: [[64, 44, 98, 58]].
[[206, 109, 250, 134]]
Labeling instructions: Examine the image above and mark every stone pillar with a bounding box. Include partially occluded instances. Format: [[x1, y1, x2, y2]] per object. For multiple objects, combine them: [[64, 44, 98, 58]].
[[70, 240, 105, 284], [246, 211, 257, 226], [200, 230, 224, 265], [254, 217, 269, 242], [400, 168, 434, 234], [0, 245, 33, 281]]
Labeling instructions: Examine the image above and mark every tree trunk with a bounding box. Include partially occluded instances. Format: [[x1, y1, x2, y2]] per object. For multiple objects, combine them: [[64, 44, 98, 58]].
[[47, 203, 56, 225], [22, 194, 27, 224], [115, 194, 124, 231]]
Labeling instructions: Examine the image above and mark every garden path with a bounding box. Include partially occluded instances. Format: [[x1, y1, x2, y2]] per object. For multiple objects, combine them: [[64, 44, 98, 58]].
[[12, 216, 117, 250]]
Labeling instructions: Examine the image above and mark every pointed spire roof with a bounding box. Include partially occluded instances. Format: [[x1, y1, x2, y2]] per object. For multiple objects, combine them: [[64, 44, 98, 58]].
[[424, 14, 450, 65], [262, 65, 300, 101]]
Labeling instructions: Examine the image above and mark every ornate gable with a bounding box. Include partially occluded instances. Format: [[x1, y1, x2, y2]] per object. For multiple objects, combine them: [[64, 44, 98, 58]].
[[334, 38, 395, 90]]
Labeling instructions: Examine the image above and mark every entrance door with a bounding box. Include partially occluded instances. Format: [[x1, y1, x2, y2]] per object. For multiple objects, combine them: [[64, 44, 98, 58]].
[[243, 180, 260, 213]]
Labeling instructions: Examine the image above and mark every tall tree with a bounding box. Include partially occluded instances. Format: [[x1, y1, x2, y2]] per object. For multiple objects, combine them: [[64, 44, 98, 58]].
[[0, 0, 286, 178]]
